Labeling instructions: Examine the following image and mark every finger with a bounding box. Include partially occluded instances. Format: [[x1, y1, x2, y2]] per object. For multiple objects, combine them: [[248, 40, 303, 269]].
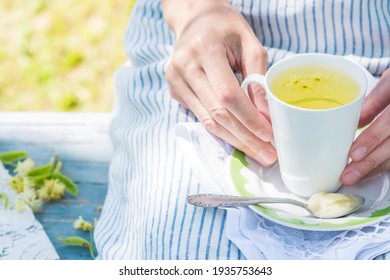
[[166, 64, 190, 109], [206, 103, 277, 165], [350, 106, 390, 161], [359, 69, 390, 127], [240, 41, 268, 77], [240, 36, 270, 118], [201, 115, 277, 167], [342, 137, 390, 185], [365, 159, 390, 179], [200, 41, 274, 142], [248, 86, 272, 123], [169, 87, 190, 109]]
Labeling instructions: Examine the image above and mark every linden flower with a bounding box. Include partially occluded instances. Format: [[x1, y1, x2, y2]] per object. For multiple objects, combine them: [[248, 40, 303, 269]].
[[22, 185, 42, 212], [8, 176, 34, 194], [14, 158, 35, 177], [8, 177, 24, 193], [73, 216, 93, 232], [37, 179, 65, 201], [36, 186, 49, 202]]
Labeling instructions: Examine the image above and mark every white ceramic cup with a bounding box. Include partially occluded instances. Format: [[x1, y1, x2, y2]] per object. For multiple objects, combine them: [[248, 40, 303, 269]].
[[241, 53, 367, 197]]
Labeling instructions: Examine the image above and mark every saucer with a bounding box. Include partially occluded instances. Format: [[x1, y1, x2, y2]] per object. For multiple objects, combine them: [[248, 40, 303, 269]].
[[228, 148, 390, 231]]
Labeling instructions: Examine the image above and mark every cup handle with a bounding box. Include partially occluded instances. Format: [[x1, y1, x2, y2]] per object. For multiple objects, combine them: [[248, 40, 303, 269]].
[[241, 74, 267, 98]]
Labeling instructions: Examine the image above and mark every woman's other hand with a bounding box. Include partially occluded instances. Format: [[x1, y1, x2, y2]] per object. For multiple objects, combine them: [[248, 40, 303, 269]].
[[342, 68, 390, 185]]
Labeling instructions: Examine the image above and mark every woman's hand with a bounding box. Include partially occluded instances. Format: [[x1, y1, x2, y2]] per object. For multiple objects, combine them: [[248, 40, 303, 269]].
[[162, 0, 277, 166], [342, 68, 390, 185]]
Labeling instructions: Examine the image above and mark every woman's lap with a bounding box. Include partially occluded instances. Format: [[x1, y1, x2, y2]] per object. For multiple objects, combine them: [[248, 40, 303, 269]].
[[94, 0, 390, 260]]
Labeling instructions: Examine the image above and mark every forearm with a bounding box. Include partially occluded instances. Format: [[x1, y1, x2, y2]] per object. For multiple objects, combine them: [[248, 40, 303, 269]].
[[161, 0, 230, 37]]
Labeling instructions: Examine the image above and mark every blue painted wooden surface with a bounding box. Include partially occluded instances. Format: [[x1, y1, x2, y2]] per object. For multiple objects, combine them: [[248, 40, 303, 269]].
[[0, 141, 109, 260], [0, 112, 112, 260]]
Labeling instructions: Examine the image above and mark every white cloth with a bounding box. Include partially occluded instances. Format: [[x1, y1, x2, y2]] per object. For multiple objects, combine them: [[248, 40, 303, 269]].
[[0, 162, 58, 260]]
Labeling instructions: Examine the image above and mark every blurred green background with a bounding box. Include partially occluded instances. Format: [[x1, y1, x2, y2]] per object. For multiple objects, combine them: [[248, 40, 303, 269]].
[[0, 0, 136, 111]]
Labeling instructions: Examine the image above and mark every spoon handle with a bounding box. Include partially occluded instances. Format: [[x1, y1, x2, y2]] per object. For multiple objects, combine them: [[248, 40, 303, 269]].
[[187, 193, 307, 209]]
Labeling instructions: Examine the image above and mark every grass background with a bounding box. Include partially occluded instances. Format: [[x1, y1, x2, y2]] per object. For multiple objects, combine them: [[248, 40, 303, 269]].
[[0, 0, 136, 111]]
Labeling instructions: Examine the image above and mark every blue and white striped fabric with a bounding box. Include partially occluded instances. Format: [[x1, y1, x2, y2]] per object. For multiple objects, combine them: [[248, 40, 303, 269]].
[[94, 0, 390, 259]]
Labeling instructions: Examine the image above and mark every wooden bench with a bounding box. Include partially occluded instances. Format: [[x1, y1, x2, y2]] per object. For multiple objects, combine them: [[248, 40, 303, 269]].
[[0, 112, 113, 260]]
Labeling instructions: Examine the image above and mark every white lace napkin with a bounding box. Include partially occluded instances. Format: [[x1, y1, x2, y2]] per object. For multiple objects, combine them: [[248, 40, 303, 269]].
[[0, 162, 59, 260], [175, 122, 390, 260]]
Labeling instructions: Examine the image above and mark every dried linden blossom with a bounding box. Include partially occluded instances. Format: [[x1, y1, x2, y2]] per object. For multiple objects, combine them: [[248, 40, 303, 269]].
[[21, 184, 42, 212], [8, 176, 33, 194], [37, 179, 66, 201], [73, 216, 93, 232], [14, 158, 35, 177], [1, 155, 76, 213]]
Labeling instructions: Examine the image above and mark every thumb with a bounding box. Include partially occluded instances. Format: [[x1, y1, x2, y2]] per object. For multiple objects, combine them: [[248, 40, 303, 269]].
[[240, 38, 270, 120]]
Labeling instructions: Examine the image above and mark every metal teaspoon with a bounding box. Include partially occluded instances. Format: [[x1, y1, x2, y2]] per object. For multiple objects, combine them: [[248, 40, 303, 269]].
[[187, 193, 365, 219]]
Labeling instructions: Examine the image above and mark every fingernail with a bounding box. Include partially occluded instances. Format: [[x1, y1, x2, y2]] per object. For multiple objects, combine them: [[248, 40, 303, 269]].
[[256, 150, 277, 166], [343, 170, 362, 185], [256, 129, 273, 142], [351, 146, 368, 161]]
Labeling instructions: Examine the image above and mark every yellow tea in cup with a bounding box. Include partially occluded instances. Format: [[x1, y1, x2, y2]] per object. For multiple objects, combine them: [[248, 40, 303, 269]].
[[270, 66, 360, 109]]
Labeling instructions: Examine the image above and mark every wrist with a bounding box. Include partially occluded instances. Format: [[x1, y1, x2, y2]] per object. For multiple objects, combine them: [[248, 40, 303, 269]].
[[162, 0, 230, 36]]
